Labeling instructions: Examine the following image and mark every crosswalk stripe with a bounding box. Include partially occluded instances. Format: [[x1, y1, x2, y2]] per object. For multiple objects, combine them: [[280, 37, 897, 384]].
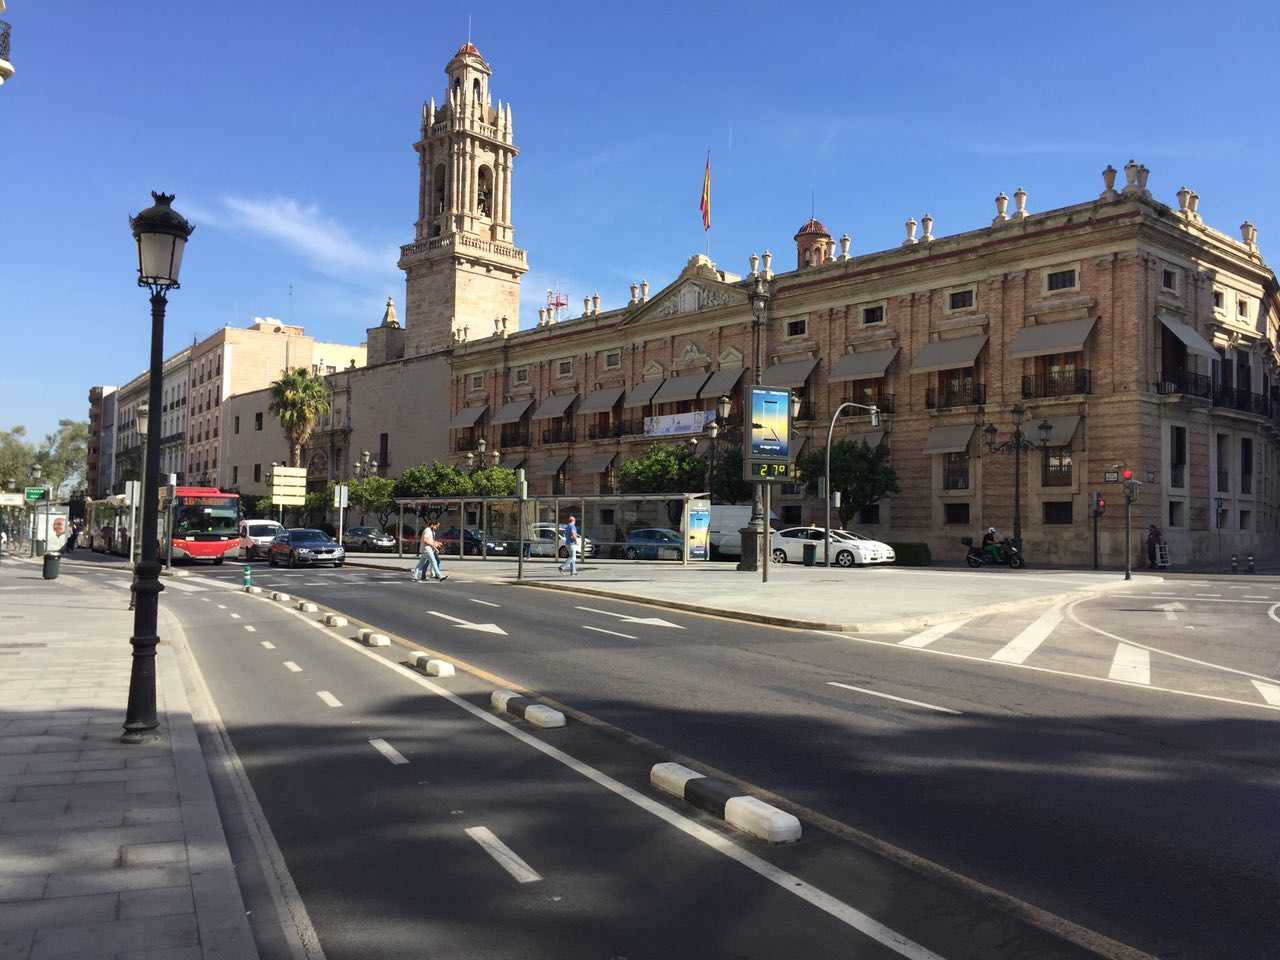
[[899, 619, 969, 648], [161, 579, 207, 593], [1108, 643, 1150, 684], [991, 604, 1062, 664], [1251, 680, 1280, 706]]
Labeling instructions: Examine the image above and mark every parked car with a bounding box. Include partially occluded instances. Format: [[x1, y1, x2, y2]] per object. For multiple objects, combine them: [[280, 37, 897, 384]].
[[832, 529, 896, 565], [239, 520, 284, 561], [624, 527, 684, 560], [342, 526, 395, 552], [528, 522, 596, 559], [436, 527, 508, 556], [268, 528, 346, 567], [708, 504, 779, 559], [768, 526, 894, 567]]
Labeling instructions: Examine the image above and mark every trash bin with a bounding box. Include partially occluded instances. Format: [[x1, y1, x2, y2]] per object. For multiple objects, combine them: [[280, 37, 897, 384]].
[[802, 542, 817, 567], [42, 553, 60, 580]]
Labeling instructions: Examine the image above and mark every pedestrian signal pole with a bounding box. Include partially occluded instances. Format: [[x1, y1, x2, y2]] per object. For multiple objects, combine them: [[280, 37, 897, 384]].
[[1090, 492, 1105, 571]]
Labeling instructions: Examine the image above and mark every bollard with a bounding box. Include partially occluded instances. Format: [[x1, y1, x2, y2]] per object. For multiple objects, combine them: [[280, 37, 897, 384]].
[[1248, 553, 1256, 574], [1231, 553, 1238, 575], [243, 564, 252, 589]]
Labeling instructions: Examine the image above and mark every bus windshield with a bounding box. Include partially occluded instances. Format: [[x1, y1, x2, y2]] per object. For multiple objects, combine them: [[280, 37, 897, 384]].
[[174, 496, 239, 536]]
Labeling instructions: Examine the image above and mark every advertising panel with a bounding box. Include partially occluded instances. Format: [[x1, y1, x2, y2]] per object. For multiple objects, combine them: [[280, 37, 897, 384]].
[[687, 498, 710, 560], [644, 410, 716, 438], [748, 387, 791, 461]]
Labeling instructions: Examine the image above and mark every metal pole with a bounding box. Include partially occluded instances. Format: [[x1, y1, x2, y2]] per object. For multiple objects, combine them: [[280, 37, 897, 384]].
[[1012, 435, 1022, 549], [517, 496, 525, 581], [1124, 490, 1132, 581], [122, 293, 168, 743], [397, 502, 404, 559], [762, 480, 770, 583], [682, 497, 690, 566], [1092, 507, 1099, 571], [167, 498, 174, 569]]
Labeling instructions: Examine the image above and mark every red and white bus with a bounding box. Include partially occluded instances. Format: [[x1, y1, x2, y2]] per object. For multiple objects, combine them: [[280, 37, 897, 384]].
[[161, 487, 242, 564]]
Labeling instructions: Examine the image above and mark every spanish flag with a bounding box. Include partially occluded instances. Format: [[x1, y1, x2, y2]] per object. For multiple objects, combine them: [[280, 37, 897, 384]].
[[699, 152, 711, 231]]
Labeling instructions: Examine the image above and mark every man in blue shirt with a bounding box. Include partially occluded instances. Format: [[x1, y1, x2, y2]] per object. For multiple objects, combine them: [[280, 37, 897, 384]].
[[559, 515, 579, 576]]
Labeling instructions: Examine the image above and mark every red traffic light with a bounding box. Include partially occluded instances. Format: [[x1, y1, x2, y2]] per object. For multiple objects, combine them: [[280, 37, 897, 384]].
[[1098, 496, 1106, 508], [1121, 469, 1133, 480]]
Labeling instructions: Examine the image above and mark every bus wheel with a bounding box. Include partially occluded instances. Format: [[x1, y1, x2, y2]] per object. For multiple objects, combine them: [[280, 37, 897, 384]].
[[214, 557, 224, 565]]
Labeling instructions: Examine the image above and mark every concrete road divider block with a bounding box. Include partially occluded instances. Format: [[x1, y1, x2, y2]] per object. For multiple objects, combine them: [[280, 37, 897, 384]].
[[523, 704, 566, 729], [243, 585, 263, 594], [323, 614, 348, 627], [650, 762, 705, 799], [408, 650, 427, 662], [724, 796, 802, 843], [491, 689, 519, 712], [358, 628, 373, 642], [271, 592, 291, 603], [361, 632, 390, 647], [419, 658, 455, 677], [490, 689, 565, 728], [297, 601, 318, 613]]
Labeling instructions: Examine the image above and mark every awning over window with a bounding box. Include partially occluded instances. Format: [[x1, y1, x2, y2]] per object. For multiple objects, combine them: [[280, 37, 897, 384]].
[[1007, 318, 1096, 359], [492, 398, 534, 424], [582, 450, 617, 473], [762, 357, 820, 388], [531, 392, 578, 421], [909, 335, 988, 374], [1158, 313, 1218, 360], [924, 424, 976, 454], [699, 366, 746, 400], [830, 347, 898, 383], [1040, 415, 1082, 447], [651, 370, 711, 405], [577, 386, 625, 415], [623, 379, 664, 408], [449, 405, 487, 429], [499, 453, 525, 470], [532, 456, 568, 476], [849, 431, 886, 449]]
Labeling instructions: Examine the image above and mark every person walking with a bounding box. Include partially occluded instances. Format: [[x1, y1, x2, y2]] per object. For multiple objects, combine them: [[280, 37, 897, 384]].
[[559, 514, 580, 576], [412, 520, 447, 582]]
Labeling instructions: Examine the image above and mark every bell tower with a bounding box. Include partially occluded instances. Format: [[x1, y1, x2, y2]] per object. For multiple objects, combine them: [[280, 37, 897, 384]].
[[399, 42, 528, 358]]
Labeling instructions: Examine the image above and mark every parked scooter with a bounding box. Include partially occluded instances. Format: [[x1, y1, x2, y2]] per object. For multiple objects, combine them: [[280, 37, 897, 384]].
[[961, 536, 1024, 569]]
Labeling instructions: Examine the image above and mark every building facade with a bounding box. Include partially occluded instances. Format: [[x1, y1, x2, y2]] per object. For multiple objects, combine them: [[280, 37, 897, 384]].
[[86, 385, 115, 498]]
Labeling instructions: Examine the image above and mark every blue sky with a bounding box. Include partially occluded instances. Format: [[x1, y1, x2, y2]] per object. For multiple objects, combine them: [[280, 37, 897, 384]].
[[3, 0, 1278, 443]]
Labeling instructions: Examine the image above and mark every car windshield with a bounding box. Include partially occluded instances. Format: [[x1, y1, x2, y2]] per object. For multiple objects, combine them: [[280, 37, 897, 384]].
[[291, 530, 330, 543], [248, 524, 279, 537]]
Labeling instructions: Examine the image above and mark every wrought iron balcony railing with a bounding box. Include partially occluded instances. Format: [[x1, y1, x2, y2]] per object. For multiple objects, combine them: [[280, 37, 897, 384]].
[[942, 464, 970, 490], [1042, 461, 1073, 487], [588, 422, 624, 440], [1213, 386, 1270, 417], [541, 425, 575, 444], [926, 382, 986, 410], [1170, 463, 1186, 488], [1154, 370, 1213, 399], [499, 427, 530, 448], [1022, 369, 1092, 399]]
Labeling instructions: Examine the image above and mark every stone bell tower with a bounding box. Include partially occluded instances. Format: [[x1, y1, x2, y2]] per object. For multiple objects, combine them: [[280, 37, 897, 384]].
[[399, 42, 528, 358]]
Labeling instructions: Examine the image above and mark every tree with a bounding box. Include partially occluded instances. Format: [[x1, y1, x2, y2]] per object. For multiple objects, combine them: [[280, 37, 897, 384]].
[[40, 419, 89, 498], [708, 428, 754, 504], [618, 443, 706, 495], [268, 368, 331, 467], [468, 465, 517, 497], [797, 439, 900, 527], [393, 462, 473, 499], [0, 425, 35, 488], [349, 474, 396, 529]]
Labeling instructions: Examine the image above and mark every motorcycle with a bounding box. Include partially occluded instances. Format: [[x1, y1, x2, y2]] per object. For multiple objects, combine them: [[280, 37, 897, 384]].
[[961, 536, 1024, 569]]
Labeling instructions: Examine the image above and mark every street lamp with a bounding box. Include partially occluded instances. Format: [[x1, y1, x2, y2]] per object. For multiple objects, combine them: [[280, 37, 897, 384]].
[[122, 191, 194, 744], [982, 404, 1053, 554], [822, 401, 882, 567], [740, 277, 771, 573], [705, 395, 731, 502]]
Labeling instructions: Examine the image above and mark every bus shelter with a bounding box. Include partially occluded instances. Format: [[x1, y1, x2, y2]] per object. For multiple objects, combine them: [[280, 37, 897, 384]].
[[392, 494, 711, 565]]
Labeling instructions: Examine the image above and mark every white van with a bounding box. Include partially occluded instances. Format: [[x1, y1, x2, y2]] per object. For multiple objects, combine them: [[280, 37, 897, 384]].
[[239, 519, 285, 560], [708, 504, 778, 559]]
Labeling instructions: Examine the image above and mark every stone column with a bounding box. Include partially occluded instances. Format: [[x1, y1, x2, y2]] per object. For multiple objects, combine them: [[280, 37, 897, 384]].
[[503, 155, 514, 226]]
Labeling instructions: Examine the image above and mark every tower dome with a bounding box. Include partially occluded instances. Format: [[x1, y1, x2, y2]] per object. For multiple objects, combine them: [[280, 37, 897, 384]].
[[794, 218, 834, 269]]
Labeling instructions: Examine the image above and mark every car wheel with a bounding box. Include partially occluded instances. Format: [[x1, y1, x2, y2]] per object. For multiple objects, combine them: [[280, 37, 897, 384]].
[[836, 550, 855, 568], [771, 548, 787, 564], [558, 545, 568, 559], [288, 552, 297, 568], [214, 556, 224, 565], [624, 547, 639, 560], [335, 561, 344, 568]]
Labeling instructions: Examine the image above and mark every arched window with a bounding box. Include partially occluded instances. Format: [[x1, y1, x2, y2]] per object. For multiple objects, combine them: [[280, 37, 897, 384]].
[[434, 164, 446, 214], [472, 78, 482, 104], [476, 165, 492, 217]]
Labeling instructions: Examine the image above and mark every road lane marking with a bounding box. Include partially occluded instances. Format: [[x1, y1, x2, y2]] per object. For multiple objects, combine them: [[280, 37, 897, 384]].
[[217, 604, 228, 609], [106, 580, 131, 590], [427, 610, 508, 635], [1194, 594, 1222, 598], [1245, 595, 1269, 600], [368, 738, 409, 765], [162, 579, 207, 593], [283, 661, 302, 673], [244, 626, 256, 633], [827, 682, 962, 715], [1251, 680, 1280, 706], [315, 691, 343, 708], [1108, 644, 1150, 684], [990, 605, 1062, 664], [260, 641, 274, 649], [582, 625, 637, 640], [574, 605, 685, 629], [468, 598, 500, 608], [230, 613, 241, 620], [464, 826, 542, 884], [898, 619, 969, 648], [1153, 602, 1185, 622]]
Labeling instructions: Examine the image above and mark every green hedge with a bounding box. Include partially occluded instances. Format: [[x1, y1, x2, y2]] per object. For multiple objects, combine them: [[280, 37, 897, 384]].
[[887, 542, 931, 566]]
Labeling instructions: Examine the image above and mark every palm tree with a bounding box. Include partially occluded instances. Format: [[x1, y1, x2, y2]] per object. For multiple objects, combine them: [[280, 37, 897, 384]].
[[268, 368, 331, 468]]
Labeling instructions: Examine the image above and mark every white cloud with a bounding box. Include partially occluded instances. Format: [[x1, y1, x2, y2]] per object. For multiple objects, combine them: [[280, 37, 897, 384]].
[[221, 196, 400, 281]]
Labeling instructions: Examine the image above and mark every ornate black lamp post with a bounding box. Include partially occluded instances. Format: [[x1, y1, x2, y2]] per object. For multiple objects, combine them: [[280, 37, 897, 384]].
[[982, 403, 1052, 552], [28, 464, 42, 558], [739, 277, 771, 572], [707, 394, 731, 501], [122, 192, 193, 744]]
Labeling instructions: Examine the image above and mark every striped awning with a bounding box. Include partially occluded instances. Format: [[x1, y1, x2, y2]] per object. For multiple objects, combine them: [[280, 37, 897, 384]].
[[578, 387, 625, 415], [532, 456, 568, 477], [762, 357, 819, 388], [925, 424, 976, 454], [699, 366, 746, 400], [1008, 318, 1096, 359], [581, 450, 617, 473], [830, 348, 898, 383]]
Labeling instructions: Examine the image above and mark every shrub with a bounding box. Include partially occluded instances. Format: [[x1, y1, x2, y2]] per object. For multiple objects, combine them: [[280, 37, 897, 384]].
[[887, 542, 931, 566]]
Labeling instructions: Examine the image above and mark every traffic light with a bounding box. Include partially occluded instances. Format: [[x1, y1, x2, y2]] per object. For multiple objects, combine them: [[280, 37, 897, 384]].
[[1121, 468, 1133, 481], [1092, 492, 1106, 516]]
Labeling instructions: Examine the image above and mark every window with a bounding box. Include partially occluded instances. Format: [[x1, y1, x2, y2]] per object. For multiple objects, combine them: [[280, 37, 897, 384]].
[[514, 366, 529, 384], [253, 464, 261, 483], [1213, 290, 1225, 311], [1162, 268, 1177, 292], [1242, 437, 1254, 494], [942, 452, 969, 490], [1043, 501, 1074, 525], [1042, 446, 1072, 486], [234, 416, 240, 435], [231, 465, 238, 484], [556, 358, 573, 379], [1238, 298, 1250, 319], [326, 365, 336, 375], [603, 350, 621, 370], [943, 502, 970, 525], [1241, 510, 1252, 531], [1170, 425, 1187, 488], [255, 412, 263, 431], [786, 318, 807, 338], [469, 373, 484, 390], [1045, 268, 1077, 292], [858, 503, 881, 525], [781, 505, 803, 525], [861, 303, 885, 325], [379, 433, 389, 469], [1217, 433, 1230, 491], [946, 286, 975, 312]]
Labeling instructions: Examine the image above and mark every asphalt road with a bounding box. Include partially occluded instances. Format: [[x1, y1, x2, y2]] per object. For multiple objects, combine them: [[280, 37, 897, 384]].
[[66, 553, 1280, 958]]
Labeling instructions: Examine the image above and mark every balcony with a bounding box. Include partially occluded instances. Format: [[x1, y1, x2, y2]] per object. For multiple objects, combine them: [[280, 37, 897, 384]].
[[1023, 369, 1092, 399], [588, 422, 624, 440], [499, 427, 530, 448], [541, 425, 575, 444], [618, 419, 647, 437], [1170, 463, 1186, 488], [1154, 370, 1213, 400], [927, 383, 986, 410], [1042, 462, 1073, 487], [794, 401, 817, 421], [942, 464, 970, 491], [1217, 469, 1230, 493], [1213, 386, 1271, 417]]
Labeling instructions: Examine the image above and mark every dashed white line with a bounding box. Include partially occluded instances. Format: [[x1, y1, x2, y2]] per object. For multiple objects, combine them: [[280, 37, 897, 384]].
[[1194, 594, 1222, 599], [1108, 643, 1150, 685], [990, 604, 1062, 664], [260, 641, 275, 649], [898, 619, 969, 648], [283, 661, 302, 673], [1251, 680, 1280, 706], [582, 625, 637, 640], [368, 738, 409, 765], [230, 613, 241, 620], [244, 625, 256, 633], [199, 596, 211, 602], [827, 682, 962, 715], [315, 691, 343, 708], [217, 604, 228, 610], [469, 598, 500, 608], [464, 826, 542, 884], [1245, 595, 1270, 600]]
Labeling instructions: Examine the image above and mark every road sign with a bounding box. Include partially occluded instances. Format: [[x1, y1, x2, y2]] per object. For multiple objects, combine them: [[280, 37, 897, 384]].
[[270, 466, 307, 506], [1103, 470, 1120, 483], [23, 486, 47, 503], [333, 483, 349, 509], [0, 493, 23, 507]]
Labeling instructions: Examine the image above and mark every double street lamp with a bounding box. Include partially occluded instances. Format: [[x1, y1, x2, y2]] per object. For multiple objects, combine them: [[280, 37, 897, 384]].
[[706, 395, 732, 499], [464, 436, 500, 471], [982, 403, 1053, 552], [740, 277, 771, 572], [352, 449, 380, 481], [122, 192, 194, 744]]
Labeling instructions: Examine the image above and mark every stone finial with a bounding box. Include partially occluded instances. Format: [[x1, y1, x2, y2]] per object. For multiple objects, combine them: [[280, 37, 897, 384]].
[[1188, 192, 1200, 218], [592, 292, 601, 315], [839, 234, 850, 260], [749, 252, 759, 277], [1100, 164, 1117, 199], [1241, 221, 1258, 250], [1137, 165, 1150, 194], [630, 282, 639, 304], [921, 214, 934, 243], [1013, 187, 1028, 219], [903, 217, 918, 246], [493, 316, 503, 335], [583, 297, 591, 317], [761, 250, 773, 277], [640, 279, 650, 301], [1176, 186, 1191, 214], [461, 325, 470, 341], [500, 316, 509, 335], [1123, 159, 1140, 195], [380, 296, 400, 328], [993, 192, 1009, 224], [538, 307, 547, 326]]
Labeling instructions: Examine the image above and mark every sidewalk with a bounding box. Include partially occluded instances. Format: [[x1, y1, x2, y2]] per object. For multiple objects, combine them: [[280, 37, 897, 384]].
[[343, 552, 1156, 631], [0, 558, 259, 960]]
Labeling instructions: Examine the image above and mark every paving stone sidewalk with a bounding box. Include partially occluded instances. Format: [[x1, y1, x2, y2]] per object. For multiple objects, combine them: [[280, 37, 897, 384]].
[[0, 558, 258, 960]]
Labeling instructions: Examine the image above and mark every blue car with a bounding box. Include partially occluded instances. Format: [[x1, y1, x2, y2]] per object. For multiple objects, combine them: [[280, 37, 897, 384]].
[[624, 528, 683, 560]]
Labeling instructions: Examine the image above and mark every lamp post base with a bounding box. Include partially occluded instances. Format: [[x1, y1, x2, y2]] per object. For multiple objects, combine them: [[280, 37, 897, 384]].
[[736, 526, 761, 571]]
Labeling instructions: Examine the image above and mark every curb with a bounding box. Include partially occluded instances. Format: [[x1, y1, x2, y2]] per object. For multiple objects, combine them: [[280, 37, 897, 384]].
[[651, 762, 801, 843], [490, 689, 565, 728]]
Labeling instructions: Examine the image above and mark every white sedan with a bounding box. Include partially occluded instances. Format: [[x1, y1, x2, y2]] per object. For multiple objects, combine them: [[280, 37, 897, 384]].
[[768, 526, 895, 567]]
